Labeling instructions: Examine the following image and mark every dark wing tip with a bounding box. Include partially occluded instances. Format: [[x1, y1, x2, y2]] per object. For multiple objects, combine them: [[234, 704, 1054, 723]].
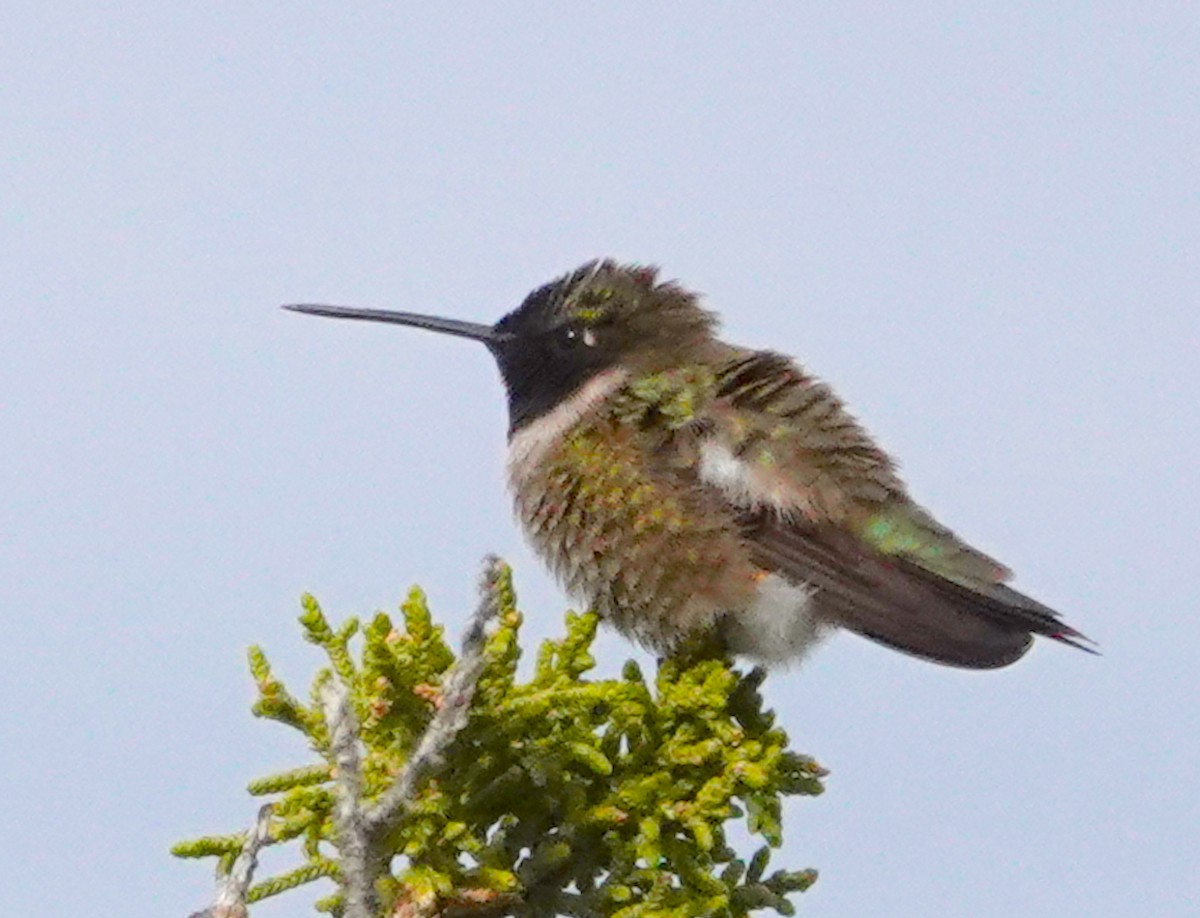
[[1048, 627, 1101, 656]]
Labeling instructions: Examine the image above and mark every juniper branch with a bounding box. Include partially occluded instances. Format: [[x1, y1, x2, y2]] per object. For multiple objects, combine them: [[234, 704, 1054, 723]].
[[176, 556, 823, 916]]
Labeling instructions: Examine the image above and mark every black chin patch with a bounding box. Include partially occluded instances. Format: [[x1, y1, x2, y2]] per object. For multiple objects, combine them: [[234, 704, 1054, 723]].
[[493, 335, 614, 433], [490, 273, 621, 433]]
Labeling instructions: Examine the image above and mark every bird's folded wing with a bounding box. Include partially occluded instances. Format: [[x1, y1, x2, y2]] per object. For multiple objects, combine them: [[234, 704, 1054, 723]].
[[684, 347, 1092, 667], [743, 513, 1053, 668]]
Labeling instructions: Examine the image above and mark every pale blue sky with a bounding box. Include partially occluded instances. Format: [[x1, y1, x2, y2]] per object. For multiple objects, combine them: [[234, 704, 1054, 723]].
[[2, 4, 1196, 916]]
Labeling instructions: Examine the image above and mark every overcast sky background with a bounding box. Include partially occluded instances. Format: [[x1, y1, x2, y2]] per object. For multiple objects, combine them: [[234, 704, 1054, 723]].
[[2, 4, 1197, 916]]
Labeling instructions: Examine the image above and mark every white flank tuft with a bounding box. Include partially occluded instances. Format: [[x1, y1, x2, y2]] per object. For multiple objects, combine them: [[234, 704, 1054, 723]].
[[722, 574, 826, 665], [698, 438, 793, 513]]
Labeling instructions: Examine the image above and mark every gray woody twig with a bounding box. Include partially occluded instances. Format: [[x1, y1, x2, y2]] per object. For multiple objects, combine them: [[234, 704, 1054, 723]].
[[321, 678, 380, 918], [364, 555, 503, 835], [189, 804, 275, 918], [325, 555, 506, 918]]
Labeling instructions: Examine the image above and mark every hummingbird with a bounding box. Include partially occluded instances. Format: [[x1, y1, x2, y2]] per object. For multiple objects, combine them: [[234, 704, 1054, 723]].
[[285, 260, 1093, 669]]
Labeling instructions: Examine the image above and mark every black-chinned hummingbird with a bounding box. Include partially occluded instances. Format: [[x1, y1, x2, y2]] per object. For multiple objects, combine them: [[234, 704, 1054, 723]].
[[285, 260, 1093, 669]]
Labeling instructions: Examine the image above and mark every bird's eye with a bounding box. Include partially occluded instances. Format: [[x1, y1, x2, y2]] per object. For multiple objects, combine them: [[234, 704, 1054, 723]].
[[561, 324, 598, 348]]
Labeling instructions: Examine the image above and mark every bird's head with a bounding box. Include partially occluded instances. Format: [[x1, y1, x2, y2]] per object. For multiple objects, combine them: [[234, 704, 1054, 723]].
[[286, 259, 719, 432]]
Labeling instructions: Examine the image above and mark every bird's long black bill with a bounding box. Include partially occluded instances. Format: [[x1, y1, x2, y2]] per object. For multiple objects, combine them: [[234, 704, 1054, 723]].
[[283, 303, 497, 345]]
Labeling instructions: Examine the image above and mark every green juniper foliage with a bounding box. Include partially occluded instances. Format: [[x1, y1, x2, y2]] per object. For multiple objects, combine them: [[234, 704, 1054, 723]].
[[175, 563, 825, 917]]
